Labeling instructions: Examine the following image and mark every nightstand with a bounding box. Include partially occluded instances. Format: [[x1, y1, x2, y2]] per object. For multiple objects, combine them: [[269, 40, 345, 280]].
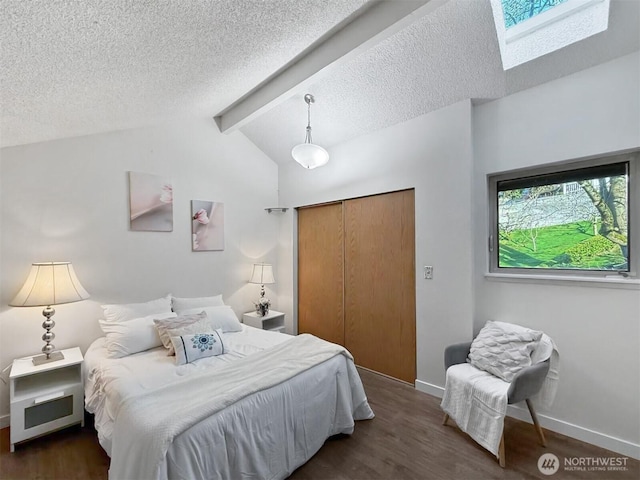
[[9, 347, 84, 452], [242, 310, 286, 333]]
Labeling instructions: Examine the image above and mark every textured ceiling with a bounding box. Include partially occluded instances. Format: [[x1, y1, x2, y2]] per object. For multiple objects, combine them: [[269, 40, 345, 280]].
[[1, 0, 638, 157], [241, 0, 640, 164], [0, 0, 370, 147]]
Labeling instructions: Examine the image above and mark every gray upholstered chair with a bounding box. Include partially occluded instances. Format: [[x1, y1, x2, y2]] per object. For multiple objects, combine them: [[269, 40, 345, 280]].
[[442, 341, 549, 467]]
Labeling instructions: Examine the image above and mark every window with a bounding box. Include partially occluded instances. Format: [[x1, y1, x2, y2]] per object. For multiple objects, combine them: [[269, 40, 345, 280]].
[[489, 0, 610, 70], [488, 151, 639, 277], [501, 0, 568, 29]]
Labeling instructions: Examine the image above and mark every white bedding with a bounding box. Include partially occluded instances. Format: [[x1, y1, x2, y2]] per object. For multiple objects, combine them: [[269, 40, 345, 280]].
[[84, 325, 374, 480]]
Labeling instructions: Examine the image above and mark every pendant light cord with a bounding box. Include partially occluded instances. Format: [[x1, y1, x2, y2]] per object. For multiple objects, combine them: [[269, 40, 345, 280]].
[[305, 96, 313, 144]]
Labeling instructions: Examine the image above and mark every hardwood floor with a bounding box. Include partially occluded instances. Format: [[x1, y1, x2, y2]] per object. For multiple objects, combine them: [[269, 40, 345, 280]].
[[0, 419, 109, 479], [1, 368, 637, 479]]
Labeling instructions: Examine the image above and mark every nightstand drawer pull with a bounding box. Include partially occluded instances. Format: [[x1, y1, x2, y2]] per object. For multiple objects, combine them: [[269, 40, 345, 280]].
[[34, 391, 65, 405]]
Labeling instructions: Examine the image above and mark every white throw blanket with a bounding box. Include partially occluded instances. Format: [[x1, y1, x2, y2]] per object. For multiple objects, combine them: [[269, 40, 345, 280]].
[[530, 334, 560, 410], [441, 364, 510, 455], [441, 327, 559, 457], [109, 334, 368, 480]]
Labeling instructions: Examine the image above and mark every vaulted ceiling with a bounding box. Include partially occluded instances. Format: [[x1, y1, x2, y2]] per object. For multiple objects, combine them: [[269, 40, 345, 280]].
[[1, 0, 638, 163]]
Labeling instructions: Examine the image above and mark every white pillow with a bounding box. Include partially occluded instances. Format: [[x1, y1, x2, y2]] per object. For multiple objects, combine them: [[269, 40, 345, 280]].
[[181, 305, 242, 332], [493, 320, 554, 364], [154, 312, 210, 355], [172, 294, 224, 314], [99, 312, 177, 358], [101, 295, 172, 323], [171, 330, 226, 365], [468, 321, 542, 382]]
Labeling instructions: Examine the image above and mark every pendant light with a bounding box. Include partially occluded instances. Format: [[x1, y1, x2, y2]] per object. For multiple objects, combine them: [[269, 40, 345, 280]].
[[291, 94, 329, 169]]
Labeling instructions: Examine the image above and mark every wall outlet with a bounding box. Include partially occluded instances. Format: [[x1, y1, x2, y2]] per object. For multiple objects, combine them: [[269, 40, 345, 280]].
[[423, 265, 433, 279]]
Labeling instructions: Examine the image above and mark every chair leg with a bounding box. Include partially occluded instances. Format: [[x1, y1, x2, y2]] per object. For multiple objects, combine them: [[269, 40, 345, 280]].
[[442, 413, 449, 425], [526, 398, 547, 447], [498, 433, 505, 468]]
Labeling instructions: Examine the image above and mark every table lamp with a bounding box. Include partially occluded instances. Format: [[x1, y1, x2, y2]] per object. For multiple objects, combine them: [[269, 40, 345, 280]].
[[10, 262, 90, 366], [249, 263, 275, 316]]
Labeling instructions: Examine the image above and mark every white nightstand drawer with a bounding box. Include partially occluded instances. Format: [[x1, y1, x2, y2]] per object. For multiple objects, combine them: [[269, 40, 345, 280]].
[[9, 347, 84, 451], [10, 384, 84, 445]]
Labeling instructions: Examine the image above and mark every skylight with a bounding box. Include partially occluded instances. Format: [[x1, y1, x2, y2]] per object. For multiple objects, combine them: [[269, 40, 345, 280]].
[[501, 0, 568, 29], [490, 0, 610, 70]]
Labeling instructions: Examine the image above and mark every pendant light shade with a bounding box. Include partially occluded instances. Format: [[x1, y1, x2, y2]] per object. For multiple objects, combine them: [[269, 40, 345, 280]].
[[291, 94, 329, 169], [291, 143, 329, 169]]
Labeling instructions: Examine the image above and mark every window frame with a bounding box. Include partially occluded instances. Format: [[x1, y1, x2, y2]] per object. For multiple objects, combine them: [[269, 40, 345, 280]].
[[503, 0, 603, 43], [489, 0, 610, 70], [488, 149, 639, 279]]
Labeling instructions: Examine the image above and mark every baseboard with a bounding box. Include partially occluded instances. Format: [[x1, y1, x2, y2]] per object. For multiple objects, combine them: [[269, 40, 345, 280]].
[[506, 404, 640, 460], [415, 379, 444, 397], [0, 414, 9, 429], [414, 380, 640, 460]]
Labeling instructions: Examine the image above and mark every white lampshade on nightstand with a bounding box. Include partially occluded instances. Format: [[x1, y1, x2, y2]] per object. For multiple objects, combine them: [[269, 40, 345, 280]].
[[249, 263, 275, 316], [249, 263, 275, 286], [10, 262, 90, 366]]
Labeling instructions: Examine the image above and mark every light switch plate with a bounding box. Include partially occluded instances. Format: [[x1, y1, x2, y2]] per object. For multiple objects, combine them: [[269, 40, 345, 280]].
[[424, 266, 433, 279]]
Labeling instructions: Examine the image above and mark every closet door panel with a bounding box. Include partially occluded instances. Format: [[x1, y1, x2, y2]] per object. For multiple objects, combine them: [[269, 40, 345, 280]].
[[344, 190, 416, 383], [297, 203, 345, 345]]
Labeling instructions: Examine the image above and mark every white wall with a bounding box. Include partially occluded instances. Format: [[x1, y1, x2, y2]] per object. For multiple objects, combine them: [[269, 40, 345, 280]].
[[279, 52, 640, 458], [473, 52, 640, 456], [278, 99, 475, 389], [1, 49, 636, 460], [0, 118, 279, 417]]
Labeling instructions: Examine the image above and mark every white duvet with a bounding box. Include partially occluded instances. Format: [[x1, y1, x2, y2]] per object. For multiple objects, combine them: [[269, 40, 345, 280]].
[[84, 326, 374, 480]]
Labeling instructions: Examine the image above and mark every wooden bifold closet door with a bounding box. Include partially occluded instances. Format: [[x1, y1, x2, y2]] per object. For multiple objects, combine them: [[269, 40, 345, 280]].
[[297, 190, 416, 384]]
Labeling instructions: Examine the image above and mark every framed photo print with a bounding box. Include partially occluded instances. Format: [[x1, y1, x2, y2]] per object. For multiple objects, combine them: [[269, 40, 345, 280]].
[[128, 172, 173, 232], [191, 200, 224, 251]]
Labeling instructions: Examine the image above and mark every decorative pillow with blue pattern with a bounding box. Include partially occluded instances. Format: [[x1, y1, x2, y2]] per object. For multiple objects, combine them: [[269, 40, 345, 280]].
[[170, 329, 226, 365]]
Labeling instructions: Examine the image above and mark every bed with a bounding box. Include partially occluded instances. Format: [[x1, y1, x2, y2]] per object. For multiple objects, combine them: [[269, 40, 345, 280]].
[[84, 321, 374, 480]]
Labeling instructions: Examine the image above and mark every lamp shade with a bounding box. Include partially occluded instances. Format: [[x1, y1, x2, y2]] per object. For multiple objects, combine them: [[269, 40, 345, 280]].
[[291, 143, 329, 169], [10, 262, 90, 307], [249, 263, 275, 285]]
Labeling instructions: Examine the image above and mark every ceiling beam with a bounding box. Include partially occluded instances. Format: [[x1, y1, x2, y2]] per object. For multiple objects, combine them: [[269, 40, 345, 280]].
[[214, 0, 448, 133]]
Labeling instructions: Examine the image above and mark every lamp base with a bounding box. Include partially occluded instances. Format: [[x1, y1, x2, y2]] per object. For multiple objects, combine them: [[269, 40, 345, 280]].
[[32, 351, 64, 366], [255, 303, 270, 317]]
